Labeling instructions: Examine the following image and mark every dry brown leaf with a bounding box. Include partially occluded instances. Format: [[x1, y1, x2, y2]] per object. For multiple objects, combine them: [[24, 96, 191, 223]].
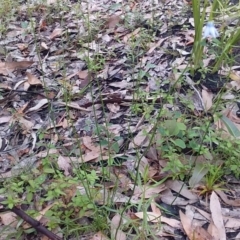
[[197, 206, 240, 228], [19, 117, 34, 130], [134, 184, 166, 198], [41, 42, 48, 50], [90, 232, 108, 240], [78, 70, 89, 80], [134, 212, 161, 223], [26, 72, 42, 86], [17, 147, 30, 157], [215, 190, 240, 207], [81, 151, 101, 162], [185, 205, 195, 223], [49, 28, 63, 39], [143, 184, 166, 198], [143, 200, 181, 228], [129, 125, 153, 148], [61, 118, 69, 129], [26, 99, 48, 113], [210, 191, 226, 240], [161, 188, 195, 205], [106, 15, 121, 29], [147, 38, 167, 55], [111, 214, 126, 240], [106, 103, 120, 113], [202, 89, 213, 111], [151, 201, 161, 215], [229, 71, 240, 81], [111, 214, 122, 229], [0, 83, 11, 90], [0, 116, 11, 124], [109, 80, 132, 89], [179, 210, 192, 236], [208, 221, 220, 240], [228, 80, 240, 90], [180, 211, 214, 240], [78, 70, 92, 88], [0, 61, 34, 75], [57, 155, 71, 176], [195, 208, 211, 221], [0, 212, 18, 227], [41, 236, 51, 240], [82, 136, 101, 152], [145, 146, 158, 160], [16, 43, 28, 51], [191, 226, 214, 240], [161, 216, 182, 228], [36, 149, 59, 158], [224, 216, 240, 228], [195, 206, 240, 230], [165, 180, 198, 201], [224, 108, 240, 124]]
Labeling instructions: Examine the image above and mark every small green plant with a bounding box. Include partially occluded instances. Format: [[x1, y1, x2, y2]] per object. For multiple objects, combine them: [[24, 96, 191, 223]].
[[191, 0, 208, 73], [0, 0, 17, 18], [163, 152, 191, 180], [191, 0, 240, 75], [213, 137, 240, 178], [198, 164, 225, 196], [0, 0, 19, 35]]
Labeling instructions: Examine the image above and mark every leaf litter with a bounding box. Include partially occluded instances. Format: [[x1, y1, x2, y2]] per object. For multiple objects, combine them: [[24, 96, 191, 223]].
[[0, 0, 240, 239]]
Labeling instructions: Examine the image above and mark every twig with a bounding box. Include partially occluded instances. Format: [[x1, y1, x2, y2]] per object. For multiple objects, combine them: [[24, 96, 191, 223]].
[[0, 198, 62, 240], [80, 97, 163, 108]]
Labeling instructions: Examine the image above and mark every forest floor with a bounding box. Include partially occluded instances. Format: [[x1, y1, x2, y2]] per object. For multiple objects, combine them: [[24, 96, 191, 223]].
[[0, 0, 240, 239]]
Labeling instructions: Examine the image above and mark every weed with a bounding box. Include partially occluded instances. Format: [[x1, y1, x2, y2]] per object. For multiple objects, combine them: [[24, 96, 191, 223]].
[[197, 164, 225, 196], [191, 0, 240, 75]]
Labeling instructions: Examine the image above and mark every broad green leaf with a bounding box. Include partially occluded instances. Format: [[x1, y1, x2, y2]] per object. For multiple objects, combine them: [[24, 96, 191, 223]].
[[177, 122, 187, 131], [111, 142, 119, 153], [164, 120, 179, 136], [171, 139, 186, 149], [164, 120, 186, 136], [221, 115, 240, 138], [189, 163, 209, 188], [36, 174, 46, 184], [43, 168, 55, 174], [27, 192, 33, 202]]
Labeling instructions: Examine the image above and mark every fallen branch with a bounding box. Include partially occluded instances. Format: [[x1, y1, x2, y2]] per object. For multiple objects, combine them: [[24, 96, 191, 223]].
[[0, 198, 62, 240]]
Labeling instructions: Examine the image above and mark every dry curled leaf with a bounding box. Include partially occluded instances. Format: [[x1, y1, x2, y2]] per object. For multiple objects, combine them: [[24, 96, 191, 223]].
[[111, 214, 126, 240], [202, 89, 213, 111], [0, 61, 34, 75], [26, 72, 42, 86], [215, 190, 240, 207], [165, 180, 198, 201], [90, 232, 108, 240], [180, 210, 214, 240], [49, 28, 63, 39], [57, 155, 71, 176], [106, 15, 121, 29], [210, 191, 226, 240], [0, 212, 18, 227]]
